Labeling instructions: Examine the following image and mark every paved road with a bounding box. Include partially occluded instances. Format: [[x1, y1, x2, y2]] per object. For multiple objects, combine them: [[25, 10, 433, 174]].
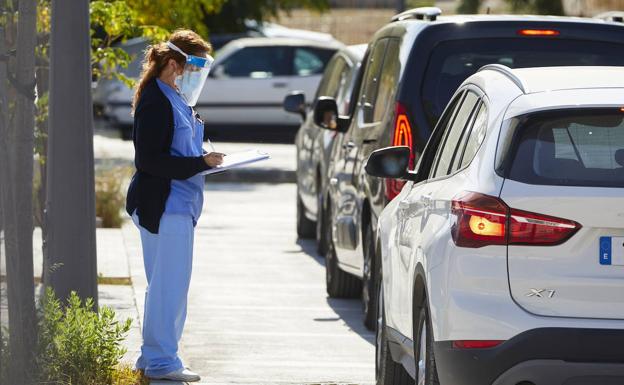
[[123, 183, 375, 385]]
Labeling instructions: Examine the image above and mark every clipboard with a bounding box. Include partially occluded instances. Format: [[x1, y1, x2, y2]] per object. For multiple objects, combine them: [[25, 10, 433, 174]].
[[200, 149, 270, 175]]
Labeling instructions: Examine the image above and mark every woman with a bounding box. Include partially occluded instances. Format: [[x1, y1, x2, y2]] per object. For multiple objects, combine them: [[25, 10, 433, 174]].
[[125, 29, 223, 382]]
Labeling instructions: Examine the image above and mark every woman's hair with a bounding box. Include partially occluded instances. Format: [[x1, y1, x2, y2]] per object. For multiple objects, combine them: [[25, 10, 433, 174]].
[[132, 29, 212, 112]]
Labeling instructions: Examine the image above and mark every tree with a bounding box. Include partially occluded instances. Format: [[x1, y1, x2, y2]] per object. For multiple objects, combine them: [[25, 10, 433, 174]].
[[0, 0, 38, 382], [125, 0, 328, 36], [505, 0, 565, 15], [457, 0, 481, 14]]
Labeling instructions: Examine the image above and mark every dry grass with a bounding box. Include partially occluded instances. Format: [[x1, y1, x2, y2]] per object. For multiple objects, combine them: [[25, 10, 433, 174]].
[[111, 363, 149, 385], [95, 167, 132, 228]]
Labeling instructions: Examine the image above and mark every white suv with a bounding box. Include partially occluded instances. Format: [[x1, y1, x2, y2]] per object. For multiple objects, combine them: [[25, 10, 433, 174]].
[[366, 66, 624, 385]]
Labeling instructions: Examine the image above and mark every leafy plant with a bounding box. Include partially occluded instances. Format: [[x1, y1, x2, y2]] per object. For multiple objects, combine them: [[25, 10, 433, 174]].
[[36, 288, 135, 385], [95, 167, 131, 228]]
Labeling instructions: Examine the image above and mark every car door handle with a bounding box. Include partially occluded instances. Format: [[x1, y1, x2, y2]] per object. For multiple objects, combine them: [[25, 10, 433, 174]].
[[343, 141, 356, 150], [273, 82, 288, 88]]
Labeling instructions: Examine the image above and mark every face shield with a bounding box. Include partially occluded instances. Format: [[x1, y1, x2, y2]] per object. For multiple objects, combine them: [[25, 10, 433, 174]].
[[166, 41, 214, 106]]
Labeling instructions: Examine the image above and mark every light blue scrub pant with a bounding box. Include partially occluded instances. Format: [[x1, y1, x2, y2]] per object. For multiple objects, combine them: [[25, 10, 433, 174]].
[[132, 211, 194, 377]]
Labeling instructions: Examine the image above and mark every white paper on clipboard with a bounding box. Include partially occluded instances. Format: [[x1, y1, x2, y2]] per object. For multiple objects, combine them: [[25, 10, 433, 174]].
[[200, 149, 270, 175]]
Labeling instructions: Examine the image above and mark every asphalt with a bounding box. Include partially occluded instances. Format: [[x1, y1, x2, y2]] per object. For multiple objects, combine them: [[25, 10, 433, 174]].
[[94, 126, 296, 184], [122, 183, 375, 384]]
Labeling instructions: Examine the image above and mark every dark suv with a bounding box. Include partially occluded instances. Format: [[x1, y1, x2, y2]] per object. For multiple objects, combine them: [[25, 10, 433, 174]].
[[313, 7, 624, 330]]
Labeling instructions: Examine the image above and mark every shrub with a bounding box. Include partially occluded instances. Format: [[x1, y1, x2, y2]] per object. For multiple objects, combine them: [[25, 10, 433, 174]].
[[36, 288, 138, 385], [95, 167, 131, 228]]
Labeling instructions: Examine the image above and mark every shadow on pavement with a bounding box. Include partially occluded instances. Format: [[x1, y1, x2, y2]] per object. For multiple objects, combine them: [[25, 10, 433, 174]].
[[295, 238, 375, 345], [295, 238, 324, 267]]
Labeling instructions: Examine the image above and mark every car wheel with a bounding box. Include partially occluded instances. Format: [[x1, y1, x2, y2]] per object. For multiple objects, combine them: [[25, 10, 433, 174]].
[[316, 190, 329, 257], [362, 223, 379, 331], [296, 190, 316, 239], [414, 301, 440, 385], [325, 218, 361, 298], [376, 281, 412, 385]]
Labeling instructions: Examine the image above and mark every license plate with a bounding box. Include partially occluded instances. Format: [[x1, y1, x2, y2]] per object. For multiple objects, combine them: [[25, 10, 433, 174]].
[[600, 236, 624, 266]]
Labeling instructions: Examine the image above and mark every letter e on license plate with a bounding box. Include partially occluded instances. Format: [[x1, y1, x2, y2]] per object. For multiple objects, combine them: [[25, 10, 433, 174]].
[[600, 236, 624, 266]]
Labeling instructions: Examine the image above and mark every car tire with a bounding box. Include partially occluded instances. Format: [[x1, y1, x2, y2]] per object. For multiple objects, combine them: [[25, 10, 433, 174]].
[[296, 191, 316, 239], [316, 190, 329, 257], [414, 300, 440, 385], [362, 223, 379, 331], [326, 219, 361, 298], [376, 281, 412, 385]]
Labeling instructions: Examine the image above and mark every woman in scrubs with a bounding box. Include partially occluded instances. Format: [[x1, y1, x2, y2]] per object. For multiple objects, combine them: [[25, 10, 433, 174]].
[[125, 29, 222, 382]]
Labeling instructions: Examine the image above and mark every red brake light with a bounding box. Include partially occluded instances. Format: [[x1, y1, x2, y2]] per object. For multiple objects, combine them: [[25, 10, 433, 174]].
[[509, 209, 579, 246], [518, 29, 560, 36], [385, 102, 415, 201], [453, 340, 505, 349], [451, 192, 581, 248]]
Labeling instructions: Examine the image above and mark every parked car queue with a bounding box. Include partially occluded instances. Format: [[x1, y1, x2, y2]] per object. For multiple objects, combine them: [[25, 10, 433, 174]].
[[286, 7, 624, 385]]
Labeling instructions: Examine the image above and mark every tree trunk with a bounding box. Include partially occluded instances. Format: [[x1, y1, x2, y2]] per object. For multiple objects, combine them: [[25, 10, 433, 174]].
[[46, 0, 98, 306], [1, 0, 38, 383]]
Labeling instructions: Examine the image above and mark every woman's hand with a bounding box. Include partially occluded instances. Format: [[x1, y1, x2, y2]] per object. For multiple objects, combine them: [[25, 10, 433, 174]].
[[204, 152, 225, 168]]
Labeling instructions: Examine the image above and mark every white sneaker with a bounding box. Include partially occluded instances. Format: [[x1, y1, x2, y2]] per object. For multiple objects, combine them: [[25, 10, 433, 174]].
[[150, 367, 201, 382]]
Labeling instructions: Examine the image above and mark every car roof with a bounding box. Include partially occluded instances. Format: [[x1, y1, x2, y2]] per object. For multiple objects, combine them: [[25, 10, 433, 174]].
[[395, 13, 623, 27], [224, 37, 344, 50], [482, 66, 624, 94]]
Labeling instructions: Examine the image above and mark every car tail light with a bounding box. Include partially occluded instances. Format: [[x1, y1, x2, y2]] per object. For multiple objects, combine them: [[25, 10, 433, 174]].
[[451, 191, 581, 248], [385, 102, 415, 201], [517, 29, 560, 36], [453, 340, 505, 349]]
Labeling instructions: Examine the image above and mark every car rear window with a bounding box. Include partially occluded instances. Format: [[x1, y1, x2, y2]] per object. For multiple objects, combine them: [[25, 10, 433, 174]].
[[422, 39, 624, 127], [505, 109, 624, 188]]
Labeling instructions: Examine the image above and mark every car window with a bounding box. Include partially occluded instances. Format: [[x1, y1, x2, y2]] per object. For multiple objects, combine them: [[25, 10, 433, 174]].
[[430, 91, 479, 179], [315, 56, 347, 100], [294, 47, 335, 76], [359, 39, 388, 124], [220, 46, 290, 78], [506, 109, 624, 187], [458, 103, 488, 170], [420, 39, 624, 128], [373, 39, 400, 122], [334, 61, 356, 116], [413, 91, 464, 178]]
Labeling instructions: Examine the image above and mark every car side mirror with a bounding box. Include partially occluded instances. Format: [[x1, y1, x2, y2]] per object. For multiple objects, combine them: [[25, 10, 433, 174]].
[[314, 97, 349, 133], [365, 146, 417, 181], [283, 91, 306, 121]]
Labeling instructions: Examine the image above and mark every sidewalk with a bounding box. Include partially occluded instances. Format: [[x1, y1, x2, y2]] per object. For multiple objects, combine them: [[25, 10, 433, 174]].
[[121, 183, 375, 385], [94, 131, 296, 183]]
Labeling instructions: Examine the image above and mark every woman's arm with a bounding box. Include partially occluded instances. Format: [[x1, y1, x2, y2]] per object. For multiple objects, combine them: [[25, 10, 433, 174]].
[[134, 100, 210, 180]]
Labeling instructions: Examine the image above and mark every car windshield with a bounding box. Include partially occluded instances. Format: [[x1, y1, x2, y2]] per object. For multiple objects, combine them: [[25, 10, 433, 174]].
[[505, 108, 624, 188], [422, 39, 624, 127]]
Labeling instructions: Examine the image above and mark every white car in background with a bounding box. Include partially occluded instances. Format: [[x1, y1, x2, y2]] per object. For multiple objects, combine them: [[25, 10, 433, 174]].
[[366, 66, 624, 385], [95, 36, 343, 139]]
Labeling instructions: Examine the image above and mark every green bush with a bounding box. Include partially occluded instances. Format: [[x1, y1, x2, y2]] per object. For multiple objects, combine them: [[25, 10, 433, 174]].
[[1, 288, 143, 384], [35, 288, 139, 385], [95, 167, 131, 228]]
